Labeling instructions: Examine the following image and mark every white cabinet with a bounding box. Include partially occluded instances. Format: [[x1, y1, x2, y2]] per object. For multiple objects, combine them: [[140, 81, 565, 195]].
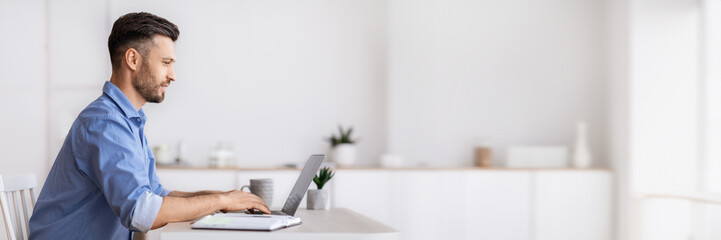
[[533, 171, 612, 240], [333, 170, 535, 240], [463, 171, 532, 240], [156, 168, 612, 240], [394, 171, 466, 240], [332, 169, 611, 240], [332, 170, 398, 227]]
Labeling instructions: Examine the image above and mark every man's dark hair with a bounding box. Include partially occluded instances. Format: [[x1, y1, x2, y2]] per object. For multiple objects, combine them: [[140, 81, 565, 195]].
[[108, 12, 179, 70]]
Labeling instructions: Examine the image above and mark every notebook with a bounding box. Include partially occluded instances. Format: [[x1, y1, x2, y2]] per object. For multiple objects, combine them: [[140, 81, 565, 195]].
[[191, 213, 302, 231]]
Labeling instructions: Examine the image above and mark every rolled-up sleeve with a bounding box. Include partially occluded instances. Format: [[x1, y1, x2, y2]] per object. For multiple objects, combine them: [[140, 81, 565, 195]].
[[131, 191, 164, 232], [73, 116, 163, 232], [157, 188, 172, 197]]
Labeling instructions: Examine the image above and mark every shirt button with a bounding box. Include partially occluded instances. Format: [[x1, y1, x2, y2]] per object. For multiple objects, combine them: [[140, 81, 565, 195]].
[[136, 118, 140, 122]]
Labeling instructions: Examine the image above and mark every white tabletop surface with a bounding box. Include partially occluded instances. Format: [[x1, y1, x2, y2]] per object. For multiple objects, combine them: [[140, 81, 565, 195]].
[[159, 208, 399, 240]]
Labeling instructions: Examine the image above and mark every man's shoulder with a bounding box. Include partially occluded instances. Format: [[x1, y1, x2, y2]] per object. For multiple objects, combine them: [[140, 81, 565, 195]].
[[74, 95, 128, 126]]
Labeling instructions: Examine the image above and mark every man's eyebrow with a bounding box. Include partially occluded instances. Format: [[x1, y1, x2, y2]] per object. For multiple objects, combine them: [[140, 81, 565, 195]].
[[162, 57, 176, 63]]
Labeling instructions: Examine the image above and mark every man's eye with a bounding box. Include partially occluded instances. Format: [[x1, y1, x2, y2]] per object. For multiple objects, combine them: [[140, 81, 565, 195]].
[[164, 62, 170, 65]]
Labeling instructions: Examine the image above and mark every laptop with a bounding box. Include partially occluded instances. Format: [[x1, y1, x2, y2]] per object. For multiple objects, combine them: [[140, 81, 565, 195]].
[[191, 154, 325, 231], [250, 154, 325, 216]]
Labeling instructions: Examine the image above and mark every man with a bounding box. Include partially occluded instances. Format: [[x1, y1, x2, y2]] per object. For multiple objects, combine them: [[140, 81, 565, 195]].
[[28, 12, 270, 239]]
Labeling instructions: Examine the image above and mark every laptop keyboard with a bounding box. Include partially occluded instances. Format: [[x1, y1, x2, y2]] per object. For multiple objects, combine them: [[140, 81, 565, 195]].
[[245, 209, 286, 215]]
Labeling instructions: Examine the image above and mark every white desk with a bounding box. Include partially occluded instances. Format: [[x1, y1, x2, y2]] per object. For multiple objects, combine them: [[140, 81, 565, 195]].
[[159, 208, 399, 240]]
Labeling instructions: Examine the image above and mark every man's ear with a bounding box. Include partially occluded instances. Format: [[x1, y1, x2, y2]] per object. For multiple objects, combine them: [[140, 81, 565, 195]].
[[125, 48, 140, 71]]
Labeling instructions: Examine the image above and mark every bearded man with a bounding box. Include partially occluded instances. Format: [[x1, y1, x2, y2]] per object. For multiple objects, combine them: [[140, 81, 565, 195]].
[[28, 12, 269, 240]]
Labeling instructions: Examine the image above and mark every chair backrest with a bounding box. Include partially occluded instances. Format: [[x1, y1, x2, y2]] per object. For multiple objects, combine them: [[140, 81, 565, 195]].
[[0, 174, 37, 240]]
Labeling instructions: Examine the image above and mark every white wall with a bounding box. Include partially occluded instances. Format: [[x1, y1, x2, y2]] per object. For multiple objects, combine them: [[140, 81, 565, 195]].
[[46, 0, 389, 167], [388, 0, 607, 167], [0, 0, 48, 176], [609, 0, 702, 239], [702, 0, 721, 196], [629, 0, 699, 199], [1, 2, 610, 177], [0, 0, 48, 237], [630, 1, 700, 240], [701, 3, 721, 237], [38, 0, 609, 169], [2, 0, 609, 192], [607, 0, 630, 238]]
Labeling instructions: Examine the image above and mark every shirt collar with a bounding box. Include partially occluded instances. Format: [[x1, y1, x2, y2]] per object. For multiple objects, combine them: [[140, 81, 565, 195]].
[[102, 81, 147, 121]]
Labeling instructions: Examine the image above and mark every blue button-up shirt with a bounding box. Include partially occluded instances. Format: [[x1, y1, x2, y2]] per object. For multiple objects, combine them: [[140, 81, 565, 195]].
[[29, 81, 170, 240]]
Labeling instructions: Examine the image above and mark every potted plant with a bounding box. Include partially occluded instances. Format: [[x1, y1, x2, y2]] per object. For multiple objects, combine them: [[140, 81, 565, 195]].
[[307, 167, 335, 210], [326, 125, 357, 166]]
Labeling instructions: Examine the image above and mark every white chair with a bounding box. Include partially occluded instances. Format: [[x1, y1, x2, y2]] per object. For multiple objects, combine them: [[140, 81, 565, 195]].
[[0, 174, 37, 240]]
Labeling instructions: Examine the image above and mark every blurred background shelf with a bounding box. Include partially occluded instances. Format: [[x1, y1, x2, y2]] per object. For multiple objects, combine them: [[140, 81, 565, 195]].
[[158, 165, 613, 171]]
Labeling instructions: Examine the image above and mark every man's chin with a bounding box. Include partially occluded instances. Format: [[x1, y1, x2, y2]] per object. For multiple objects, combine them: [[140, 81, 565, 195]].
[[145, 95, 165, 103], [156, 94, 166, 103]]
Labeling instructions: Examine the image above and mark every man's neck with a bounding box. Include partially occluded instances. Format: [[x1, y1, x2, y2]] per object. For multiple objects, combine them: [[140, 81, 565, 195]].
[[109, 73, 146, 111]]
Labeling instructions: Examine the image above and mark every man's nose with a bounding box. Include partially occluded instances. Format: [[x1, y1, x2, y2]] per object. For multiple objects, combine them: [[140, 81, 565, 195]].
[[168, 67, 176, 82]]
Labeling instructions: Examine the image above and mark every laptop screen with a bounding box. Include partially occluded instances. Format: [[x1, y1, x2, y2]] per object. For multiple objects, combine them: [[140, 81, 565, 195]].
[[281, 154, 325, 216]]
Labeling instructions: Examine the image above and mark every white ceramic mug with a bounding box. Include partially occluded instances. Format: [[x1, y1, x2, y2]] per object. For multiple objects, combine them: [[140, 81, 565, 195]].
[[241, 178, 273, 206]]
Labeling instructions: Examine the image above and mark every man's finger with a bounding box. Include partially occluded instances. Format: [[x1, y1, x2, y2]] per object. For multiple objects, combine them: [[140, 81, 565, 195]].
[[255, 203, 271, 214], [259, 208, 271, 214]]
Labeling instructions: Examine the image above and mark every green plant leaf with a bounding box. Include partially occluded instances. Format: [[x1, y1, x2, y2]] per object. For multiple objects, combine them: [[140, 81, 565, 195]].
[[326, 125, 356, 147], [313, 167, 335, 189]]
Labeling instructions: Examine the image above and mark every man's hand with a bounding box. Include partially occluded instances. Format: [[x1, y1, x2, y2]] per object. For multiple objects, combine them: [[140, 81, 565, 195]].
[[151, 190, 271, 229], [219, 190, 271, 214]]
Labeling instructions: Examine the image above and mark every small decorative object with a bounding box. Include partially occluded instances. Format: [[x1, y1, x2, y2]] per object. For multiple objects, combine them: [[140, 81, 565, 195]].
[[473, 140, 493, 168], [307, 167, 335, 210], [209, 141, 236, 168], [572, 121, 593, 168], [506, 146, 569, 168], [474, 146, 492, 167], [326, 125, 357, 166], [153, 144, 172, 165], [175, 140, 187, 165]]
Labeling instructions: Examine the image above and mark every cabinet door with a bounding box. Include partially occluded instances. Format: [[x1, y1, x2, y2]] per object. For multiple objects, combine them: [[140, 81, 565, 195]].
[[533, 171, 611, 240], [156, 169, 237, 192], [332, 170, 397, 228], [394, 171, 466, 240], [236, 170, 303, 209], [464, 171, 532, 240]]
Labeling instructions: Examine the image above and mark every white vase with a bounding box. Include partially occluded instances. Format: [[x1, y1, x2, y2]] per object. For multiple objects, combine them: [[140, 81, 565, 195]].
[[572, 122, 593, 168], [307, 189, 330, 210], [332, 144, 356, 166]]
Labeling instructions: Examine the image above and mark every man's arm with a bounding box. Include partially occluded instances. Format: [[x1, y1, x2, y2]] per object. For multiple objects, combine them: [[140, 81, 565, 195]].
[[167, 190, 224, 198], [151, 190, 270, 229]]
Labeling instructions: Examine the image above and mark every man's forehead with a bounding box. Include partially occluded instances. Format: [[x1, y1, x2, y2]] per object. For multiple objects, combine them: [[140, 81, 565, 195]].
[[152, 35, 174, 47], [150, 35, 176, 59]]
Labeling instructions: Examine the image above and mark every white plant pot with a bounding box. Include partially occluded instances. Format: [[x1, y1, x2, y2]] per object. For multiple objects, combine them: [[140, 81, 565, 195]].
[[332, 144, 356, 166], [307, 189, 330, 210]]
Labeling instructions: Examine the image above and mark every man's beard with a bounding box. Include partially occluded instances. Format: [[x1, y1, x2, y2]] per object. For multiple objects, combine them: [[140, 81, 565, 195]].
[[132, 61, 166, 103]]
